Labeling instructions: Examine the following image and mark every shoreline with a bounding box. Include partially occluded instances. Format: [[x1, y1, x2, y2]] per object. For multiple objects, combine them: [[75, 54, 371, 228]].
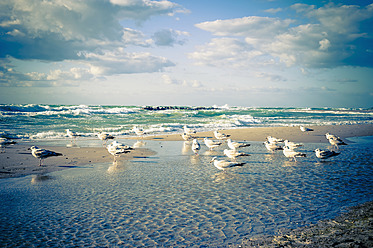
[[1, 124, 372, 180], [139, 123, 373, 143]]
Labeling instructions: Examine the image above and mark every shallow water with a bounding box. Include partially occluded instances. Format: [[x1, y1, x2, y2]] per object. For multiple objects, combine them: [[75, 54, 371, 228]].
[[0, 137, 372, 247]]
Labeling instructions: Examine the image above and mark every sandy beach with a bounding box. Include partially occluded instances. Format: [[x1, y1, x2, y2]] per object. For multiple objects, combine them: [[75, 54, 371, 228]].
[[1, 124, 372, 179], [0, 144, 155, 179]]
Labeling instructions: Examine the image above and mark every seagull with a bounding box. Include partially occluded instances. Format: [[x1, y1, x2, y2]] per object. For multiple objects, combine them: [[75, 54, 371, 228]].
[[214, 130, 230, 140], [107, 145, 131, 162], [133, 126, 145, 137], [182, 133, 195, 141], [29, 146, 63, 166], [264, 141, 283, 152], [327, 137, 347, 148], [184, 125, 196, 135], [204, 138, 222, 150], [314, 148, 340, 160], [282, 146, 306, 161], [224, 149, 250, 160], [227, 139, 250, 150], [0, 138, 17, 152], [66, 129, 81, 141], [266, 136, 284, 143], [108, 140, 132, 150], [325, 133, 340, 140], [300, 126, 314, 133], [209, 157, 245, 170], [191, 139, 201, 155], [97, 133, 115, 145], [284, 140, 303, 150]]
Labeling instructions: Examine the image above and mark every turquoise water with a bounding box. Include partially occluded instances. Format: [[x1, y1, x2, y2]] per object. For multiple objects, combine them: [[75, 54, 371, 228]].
[[1, 104, 372, 140], [1, 137, 372, 246]]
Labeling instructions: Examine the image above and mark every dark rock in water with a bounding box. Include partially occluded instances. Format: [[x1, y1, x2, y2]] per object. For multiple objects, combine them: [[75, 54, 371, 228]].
[[142, 106, 219, 111], [237, 201, 373, 247]]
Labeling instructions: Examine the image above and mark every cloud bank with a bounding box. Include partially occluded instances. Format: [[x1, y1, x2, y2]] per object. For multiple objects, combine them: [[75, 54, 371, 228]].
[[191, 3, 373, 69], [0, 0, 183, 85]]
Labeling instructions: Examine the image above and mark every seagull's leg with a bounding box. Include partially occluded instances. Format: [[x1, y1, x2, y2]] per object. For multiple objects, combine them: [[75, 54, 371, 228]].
[[39, 159, 42, 166]]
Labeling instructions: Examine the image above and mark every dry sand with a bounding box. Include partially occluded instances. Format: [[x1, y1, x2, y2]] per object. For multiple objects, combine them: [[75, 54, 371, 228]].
[[1, 124, 372, 179], [141, 123, 373, 143]]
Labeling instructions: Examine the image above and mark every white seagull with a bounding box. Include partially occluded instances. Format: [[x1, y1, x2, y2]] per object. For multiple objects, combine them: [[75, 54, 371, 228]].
[[282, 146, 306, 161], [227, 139, 250, 150], [327, 137, 347, 148], [264, 141, 283, 152], [210, 157, 245, 170], [184, 125, 196, 135], [97, 133, 115, 145], [284, 140, 303, 150], [300, 126, 314, 133], [266, 136, 284, 143], [314, 148, 340, 160], [204, 138, 222, 150], [107, 145, 131, 162], [66, 129, 81, 141], [133, 126, 145, 137], [214, 130, 230, 140], [30, 146, 63, 166], [191, 139, 201, 155], [0, 138, 17, 152], [224, 149, 250, 160], [182, 133, 195, 141], [108, 140, 132, 150]]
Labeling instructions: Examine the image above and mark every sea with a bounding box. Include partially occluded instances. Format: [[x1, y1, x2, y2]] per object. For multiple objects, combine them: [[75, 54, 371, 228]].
[[1, 104, 373, 247], [1, 104, 372, 140]]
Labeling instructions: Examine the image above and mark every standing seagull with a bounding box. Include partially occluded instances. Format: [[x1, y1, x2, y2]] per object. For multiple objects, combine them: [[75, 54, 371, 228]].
[[66, 129, 81, 141], [191, 139, 201, 155], [184, 125, 196, 135], [97, 133, 115, 145], [266, 136, 284, 143], [214, 130, 230, 140], [106, 141, 132, 162], [204, 138, 222, 150], [30, 146, 62, 166], [327, 137, 347, 149], [224, 149, 250, 161], [264, 141, 283, 152], [0, 138, 17, 153], [284, 140, 303, 150], [209, 157, 245, 170], [182, 133, 195, 141], [133, 126, 145, 137], [314, 148, 340, 160], [300, 126, 314, 134], [282, 146, 306, 161], [227, 139, 250, 150]]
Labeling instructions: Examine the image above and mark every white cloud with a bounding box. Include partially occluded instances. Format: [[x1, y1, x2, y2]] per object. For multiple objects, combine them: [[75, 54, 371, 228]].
[[192, 3, 373, 69]]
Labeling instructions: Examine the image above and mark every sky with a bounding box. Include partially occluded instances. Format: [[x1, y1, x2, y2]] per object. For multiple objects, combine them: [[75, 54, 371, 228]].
[[0, 0, 372, 108]]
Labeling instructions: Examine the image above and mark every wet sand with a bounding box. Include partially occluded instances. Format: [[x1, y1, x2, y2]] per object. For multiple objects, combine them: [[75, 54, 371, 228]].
[[0, 144, 155, 179], [238, 201, 373, 247]]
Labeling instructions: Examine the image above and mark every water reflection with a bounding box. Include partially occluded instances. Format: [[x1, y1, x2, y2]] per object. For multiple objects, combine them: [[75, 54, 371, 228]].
[[181, 141, 191, 155], [31, 174, 54, 184], [133, 140, 146, 148]]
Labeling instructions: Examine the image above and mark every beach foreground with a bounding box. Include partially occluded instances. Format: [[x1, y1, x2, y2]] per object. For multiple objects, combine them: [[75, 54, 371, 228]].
[[237, 201, 373, 247], [1, 124, 372, 179]]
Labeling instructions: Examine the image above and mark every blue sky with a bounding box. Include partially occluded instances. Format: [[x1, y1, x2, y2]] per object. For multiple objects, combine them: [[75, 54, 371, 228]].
[[1, 0, 372, 107]]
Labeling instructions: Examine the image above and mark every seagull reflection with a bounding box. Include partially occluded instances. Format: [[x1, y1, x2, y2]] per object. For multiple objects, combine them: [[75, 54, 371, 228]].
[[66, 143, 79, 148], [31, 174, 54, 184], [203, 150, 220, 156], [211, 171, 238, 183], [107, 160, 126, 173], [133, 140, 146, 148], [182, 141, 192, 155], [190, 154, 201, 165]]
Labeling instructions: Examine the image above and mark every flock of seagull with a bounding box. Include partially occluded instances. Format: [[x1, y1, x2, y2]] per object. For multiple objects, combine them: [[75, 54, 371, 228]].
[[1, 125, 348, 169], [181, 125, 347, 170]]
